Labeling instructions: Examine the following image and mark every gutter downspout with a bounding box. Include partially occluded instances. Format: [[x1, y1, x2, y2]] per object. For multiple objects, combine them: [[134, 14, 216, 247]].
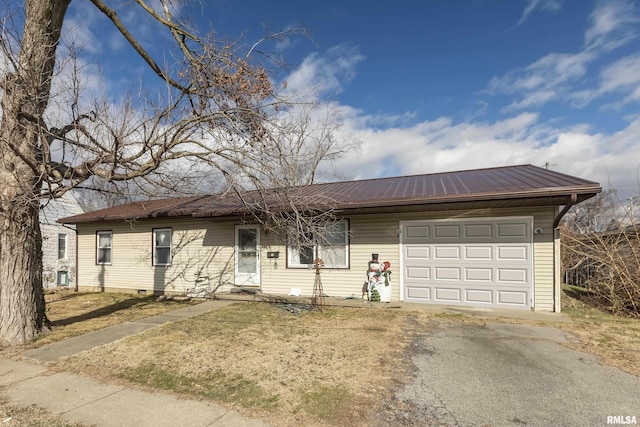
[[552, 194, 577, 312], [74, 228, 79, 292]]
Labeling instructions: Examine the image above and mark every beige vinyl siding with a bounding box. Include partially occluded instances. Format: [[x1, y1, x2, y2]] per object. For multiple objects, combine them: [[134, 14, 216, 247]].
[[260, 215, 401, 299], [76, 218, 235, 294], [75, 205, 558, 311], [532, 208, 556, 311]]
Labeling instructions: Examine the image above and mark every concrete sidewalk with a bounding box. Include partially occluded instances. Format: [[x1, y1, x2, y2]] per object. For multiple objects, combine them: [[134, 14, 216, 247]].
[[1, 299, 269, 427], [23, 300, 234, 362]]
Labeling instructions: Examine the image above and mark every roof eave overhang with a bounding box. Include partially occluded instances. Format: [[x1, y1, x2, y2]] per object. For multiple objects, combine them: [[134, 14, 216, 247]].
[[331, 187, 601, 210], [58, 212, 194, 225], [61, 187, 601, 224], [196, 190, 601, 221]]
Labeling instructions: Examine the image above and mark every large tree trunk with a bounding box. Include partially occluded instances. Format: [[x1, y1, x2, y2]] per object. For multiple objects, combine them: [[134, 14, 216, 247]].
[[0, 0, 70, 345]]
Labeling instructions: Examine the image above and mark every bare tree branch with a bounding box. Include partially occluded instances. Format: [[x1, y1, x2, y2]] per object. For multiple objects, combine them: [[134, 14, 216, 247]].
[[89, 0, 192, 93]]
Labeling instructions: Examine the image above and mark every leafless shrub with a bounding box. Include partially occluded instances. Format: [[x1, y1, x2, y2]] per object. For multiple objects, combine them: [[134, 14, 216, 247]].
[[562, 191, 640, 317]]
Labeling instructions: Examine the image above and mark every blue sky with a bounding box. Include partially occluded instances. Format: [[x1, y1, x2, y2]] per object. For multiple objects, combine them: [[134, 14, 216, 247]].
[[62, 0, 640, 199]]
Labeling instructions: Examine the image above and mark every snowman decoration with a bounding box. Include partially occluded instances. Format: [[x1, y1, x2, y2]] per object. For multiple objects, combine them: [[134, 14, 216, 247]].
[[366, 254, 392, 302]]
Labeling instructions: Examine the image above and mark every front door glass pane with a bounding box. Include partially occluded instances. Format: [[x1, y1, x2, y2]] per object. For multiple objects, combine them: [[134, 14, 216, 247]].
[[238, 229, 257, 274]]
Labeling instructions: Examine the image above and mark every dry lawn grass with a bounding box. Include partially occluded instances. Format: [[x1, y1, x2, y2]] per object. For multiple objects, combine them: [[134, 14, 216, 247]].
[[0, 290, 199, 356], [53, 302, 429, 427], [556, 289, 640, 377]]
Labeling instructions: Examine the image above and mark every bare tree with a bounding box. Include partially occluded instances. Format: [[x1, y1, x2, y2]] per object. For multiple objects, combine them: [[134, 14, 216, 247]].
[[0, 1, 355, 345], [261, 103, 360, 187], [562, 189, 640, 317], [563, 190, 622, 233]]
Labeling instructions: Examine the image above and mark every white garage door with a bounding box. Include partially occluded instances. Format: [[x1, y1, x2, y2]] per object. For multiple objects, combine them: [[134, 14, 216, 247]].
[[402, 217, 532, 309]]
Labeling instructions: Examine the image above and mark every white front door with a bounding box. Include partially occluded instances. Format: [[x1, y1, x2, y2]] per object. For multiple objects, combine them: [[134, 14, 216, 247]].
[[235, 225, 260, 286]]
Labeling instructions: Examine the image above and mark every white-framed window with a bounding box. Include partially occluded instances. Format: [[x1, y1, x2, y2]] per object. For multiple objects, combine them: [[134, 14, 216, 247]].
[[287, 221, 349, 269], [153, 228, 172, 266], [57, 270, 69, 286], [58, 233, 67, 260], [96, 231, 112, 265]]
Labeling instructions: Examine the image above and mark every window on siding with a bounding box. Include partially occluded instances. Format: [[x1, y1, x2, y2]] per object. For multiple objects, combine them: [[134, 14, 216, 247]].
[[96, 231, 112, 265], [57, 271, 69, 286], [58, 233, 67, 260], [153, 228, 172, 266], [287, 221, 349, 269]]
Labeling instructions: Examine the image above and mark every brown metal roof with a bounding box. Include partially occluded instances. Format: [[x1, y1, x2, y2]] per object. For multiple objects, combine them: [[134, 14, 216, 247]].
[[59, 164, 601, 224]]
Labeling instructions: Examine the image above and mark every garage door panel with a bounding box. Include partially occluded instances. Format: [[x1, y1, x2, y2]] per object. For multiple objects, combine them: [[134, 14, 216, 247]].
[[402, 218, 532, 309], [466, 289, 493, 304], [434, 288, 461, 302], [434, 267, 461, 280], [465, 246, 492, 260], [497, 246, 528, 260], [406, 246, 430, 259], [497, 268, 528, 284], [434, 246, 460, 260], [434, 225, 460, 238], [497, 291, 528, 306], [407, 287, 431, 300], [465, 268, 492, 282], [406, 266, 430, 279], [464, 224, 492, 238], [405, 225, 430, 240], [497, 223, 528, 238]]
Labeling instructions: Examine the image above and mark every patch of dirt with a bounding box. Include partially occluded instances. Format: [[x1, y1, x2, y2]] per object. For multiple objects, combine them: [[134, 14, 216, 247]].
[[274, 303, 316, 316]]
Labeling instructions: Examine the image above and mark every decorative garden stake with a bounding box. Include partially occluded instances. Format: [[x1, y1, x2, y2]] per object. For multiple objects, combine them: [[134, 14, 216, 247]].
[[312, 258, 326, 311]]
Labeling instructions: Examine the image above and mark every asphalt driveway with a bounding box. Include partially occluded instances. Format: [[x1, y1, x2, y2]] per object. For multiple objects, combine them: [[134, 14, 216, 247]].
[[377, 321, 640, 426]]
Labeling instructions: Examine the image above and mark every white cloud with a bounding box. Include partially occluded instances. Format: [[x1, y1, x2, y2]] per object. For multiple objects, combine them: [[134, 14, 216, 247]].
[[569, 53, 640, 108], [623, 86, 640, 104], [599, 53, 640, 92], [502, 90, 557, 112], [282, 45, 365, 101], [488, 51, 593, 96], [585, 0, 639, 51], [489, 0, 640, 112], [62, 3, 105, 56], [518, 0, 563, 26], [327, 109, 640, 198], [334, 112, 545, 177]]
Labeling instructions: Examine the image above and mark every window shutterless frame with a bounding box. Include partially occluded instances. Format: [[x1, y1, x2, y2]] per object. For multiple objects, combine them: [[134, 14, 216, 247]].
[[58, 233, 67, 260], [96, 231, 112, 265], [57, 270, 69, 286], [152, 228, 172, 266], [287, 220, 350, 269]]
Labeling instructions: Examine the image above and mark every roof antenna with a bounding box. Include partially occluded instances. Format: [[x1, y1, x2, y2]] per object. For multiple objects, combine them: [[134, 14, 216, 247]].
[[542, 162, 557, 170]]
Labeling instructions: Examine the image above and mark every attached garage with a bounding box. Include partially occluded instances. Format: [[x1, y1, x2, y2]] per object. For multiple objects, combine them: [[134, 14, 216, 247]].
[[61, 164, 601, 312], [402, 217, 533, 309]]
